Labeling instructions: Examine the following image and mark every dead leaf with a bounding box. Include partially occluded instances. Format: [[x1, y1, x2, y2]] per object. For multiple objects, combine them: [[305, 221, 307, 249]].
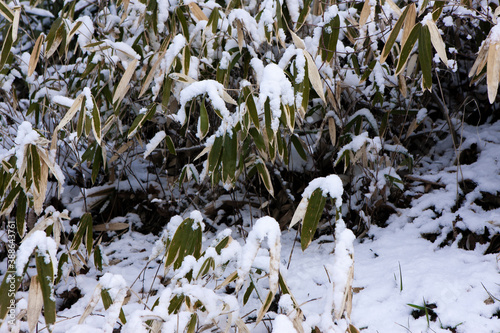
[[426, 20, 448, 65], [27, 276, 43, 333], [302, 50, 326, 104], [28, 34, 45, 77], [113, 58, 138, 103], [359, 0, 371, 27], [188, 2, 208, 21], [487, 42, 500, 103]]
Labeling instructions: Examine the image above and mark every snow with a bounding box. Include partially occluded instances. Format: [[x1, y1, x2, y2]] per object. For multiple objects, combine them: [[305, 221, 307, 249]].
[[14, 121, 40, 169], [254, 63, 294, 132], [16, 230, 57, 276], [272, 314, 297, 332], [143, 130, 166, 158]]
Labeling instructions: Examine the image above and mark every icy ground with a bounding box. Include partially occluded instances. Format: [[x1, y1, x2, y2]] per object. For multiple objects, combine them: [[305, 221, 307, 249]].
[[2, 120, 500, 333]]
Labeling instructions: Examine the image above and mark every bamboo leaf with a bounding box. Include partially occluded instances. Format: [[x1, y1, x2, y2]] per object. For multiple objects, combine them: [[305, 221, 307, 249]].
[[188, 2, 207, 21], [380, 5, 410, 64], [186, 313, 198, 333], [291, 134, 307, 160], [0, 0, 14, 22], [487, 42, 500, 104], [426, 20, 448, 65], [91, 97, 102, 145], [199, 98, 209, 139], [359, 0, 371, 27], [35, 250, 56, 327], [328, 117, 336, 146], [402, 4, 416, 47], [395, 23, 421, 75], [303, 50, 326, 104], [222, 131, 237, 182], [256, 161, 274, 196], [27, 276, 44, 333], [0, 25, 13, 71], [256, 291, 275, 324], [418, 24, 433, 91], [12, 6, 20, 42], [208, 135, 223, 173], [301, 188, 326, 251], [28, 34, 45, 77], [113, 58, 138, 103], [16, 191, 27, 237]]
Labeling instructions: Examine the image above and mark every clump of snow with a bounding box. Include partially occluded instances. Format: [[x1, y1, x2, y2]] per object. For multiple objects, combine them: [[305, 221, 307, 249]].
[[253, 62, 294, 132], [237, 216, 281, 293], [16, 230, 58, 276], [14, 121, 40, 169], [143, 131, 166, 158], [272, 314, 297, 332]]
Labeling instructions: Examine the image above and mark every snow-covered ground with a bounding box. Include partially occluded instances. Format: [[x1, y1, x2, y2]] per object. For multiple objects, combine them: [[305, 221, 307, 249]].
[[2, 120, 500, 333]]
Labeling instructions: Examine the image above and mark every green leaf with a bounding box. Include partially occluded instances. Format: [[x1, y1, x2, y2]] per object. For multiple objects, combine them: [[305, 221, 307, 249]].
[[0, 272, 21, 321], [244, 88, 259, 127], [380, 5, 411, 63], [432, 1, 445, 21], [291, 134, 308, 161], [264, 98, 273, 140], [301, 188, 326, 251], [101, 288, 113, 309], [165, 218, 203, 270], [214, 236, 230, 255], [168, 294, 184, 314], [208, 135, 223, 174], [0, 25, 13, 71], [35, 250, 56, 327], [1, 184, 21, 214], [396, 23, 421, 75], [249, 127, 266, 153], [222, 131, 237, 182], [243, 281, 255, 305], [71, 213, 92, 253], [418, 24, 433, 91], [322, 15, 340, 62], [165, 135, 176, 155], [186, 313, 197, 333], [196, 257, 215, 279], [16, 191, 27, 236], [199, 98, 209, 139], [0, 0, 14, 22], [176, 7, 190, 40], [55, 253, 69, 284]]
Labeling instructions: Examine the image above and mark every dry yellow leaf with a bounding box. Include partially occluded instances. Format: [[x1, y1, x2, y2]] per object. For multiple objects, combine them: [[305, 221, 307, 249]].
[[426, 20, 448, 65], [290, 29, 306, 50], [487, 42, 500, 103], [33, 161, 48, 215], [93, 222, 130, 232], [402, 4, 416, 47], [139, 50, 167, 98], [302, 50, 326, 104], [188, 2, 208, 21], [28, 34, 45, 77], [328, 117, 336, 146], [236, 19, 244, 53], [359, 0, 371, 27], [469, 43, 488, 78], [113, 58, 138, 103], [385, 0, 402, 17], [12, 6, 20, 42], [27, 276, 43, 333], [78, 284, 102, 324]]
